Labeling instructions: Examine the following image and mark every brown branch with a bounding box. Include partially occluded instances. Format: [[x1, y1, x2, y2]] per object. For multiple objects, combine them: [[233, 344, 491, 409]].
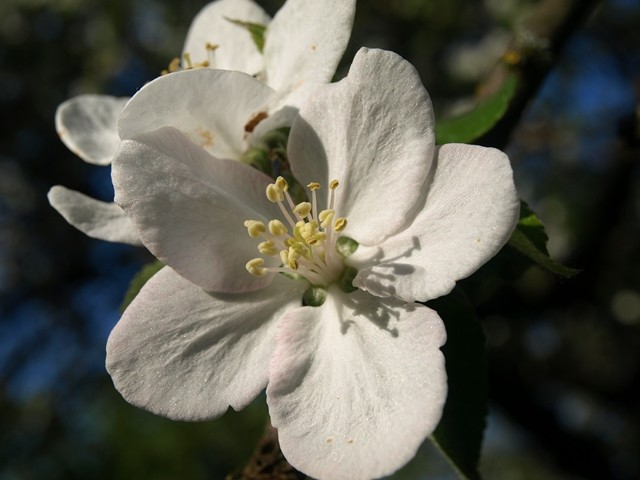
[[478, 0, 603, 150], [226, 425, 306, 480]]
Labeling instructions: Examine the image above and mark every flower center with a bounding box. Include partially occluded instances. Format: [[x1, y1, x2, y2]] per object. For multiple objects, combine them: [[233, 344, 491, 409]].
[[244, 176, 348, 287]]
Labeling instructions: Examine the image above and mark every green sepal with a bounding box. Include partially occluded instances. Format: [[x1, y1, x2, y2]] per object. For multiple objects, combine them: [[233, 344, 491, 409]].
[[240, 146, 271, 174], [428, 291, 487, 480], [336, 236, 359, 258], [435, 73, 518, 145], [224, 17, 267, 53], [120, 260, 164, 313], [302, 285, 327, 307], [258, 127, 290, 150], [508, 201, 580, 277], [338, 267, 358, 293]]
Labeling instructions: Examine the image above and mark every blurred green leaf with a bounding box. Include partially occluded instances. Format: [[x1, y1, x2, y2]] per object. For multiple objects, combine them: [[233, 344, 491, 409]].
[[225, 18, 267, 53], [508, 201, 580, 277], [428, 292, 487, 480], [435, 74, 518, 144], [120, 260, 164, 312]]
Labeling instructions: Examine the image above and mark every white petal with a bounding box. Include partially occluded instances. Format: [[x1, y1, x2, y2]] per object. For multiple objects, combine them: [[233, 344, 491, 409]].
[[182, 0, 270, 74], [112, 126, 282, 293], [48, 185, 141, 245], [288, 48, 436, 245], [267, 287, 447, 480], [264, 0, 356, 92], [118, 69, 277, 161], [55, 95, 128, 166], [107, 266, 306, 421], [352, 144, 520, 302]]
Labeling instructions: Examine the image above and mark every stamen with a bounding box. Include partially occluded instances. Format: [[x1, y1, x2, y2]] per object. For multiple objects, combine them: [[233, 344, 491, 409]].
[[293, 202, 312, 218], [268, 220, 288, 236], [276, 176, 289, 192], [244, 220, 266, 238], [244, 179, 350, 286], [266, 184, 284, 203], [246, 258, 267, 276], [334, 218, 347, 232], [319, 209, 335, 229], [183, 52, 193, 69], [258, 240, 278, 256]]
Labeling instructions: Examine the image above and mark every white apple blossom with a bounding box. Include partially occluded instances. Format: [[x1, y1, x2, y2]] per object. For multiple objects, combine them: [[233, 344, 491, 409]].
[[49, 0, 356, 245], [106, 48, 520, 480]]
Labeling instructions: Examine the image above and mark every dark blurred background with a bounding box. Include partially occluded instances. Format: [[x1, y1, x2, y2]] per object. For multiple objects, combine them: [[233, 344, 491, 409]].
[[1, 0, 638, 478]]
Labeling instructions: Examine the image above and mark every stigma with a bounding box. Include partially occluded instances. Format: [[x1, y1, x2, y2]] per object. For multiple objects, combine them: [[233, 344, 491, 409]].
[[244, 176, 348, 287]]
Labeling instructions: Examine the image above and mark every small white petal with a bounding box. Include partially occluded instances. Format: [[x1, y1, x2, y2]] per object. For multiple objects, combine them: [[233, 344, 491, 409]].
[[118, 69, 277, 161], [55, 95, 128, 166], [264, 0, 356, 92], [182, 0, 270, 74], [267, 287, 447, 480], [107, 267, 306, 421], [288, 48, 435, 245], [48, 185, 141, 245], [112, 126, 281, 293], [352, 144, 520, 302]]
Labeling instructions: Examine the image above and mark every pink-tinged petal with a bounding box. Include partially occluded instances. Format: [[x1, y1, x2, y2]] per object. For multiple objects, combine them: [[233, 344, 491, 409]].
[[56, 94, 128, 166], [352, 144, 520, 302], [47, 185, 141, 245], [112, 126, 282, 293], [264, 0, 355, 92], [267, 287, 447, 480], [107, 266, 306, 421], [288, 48, 435, 245], [118, 68, 277, 161], [182, 0, 270, 74]]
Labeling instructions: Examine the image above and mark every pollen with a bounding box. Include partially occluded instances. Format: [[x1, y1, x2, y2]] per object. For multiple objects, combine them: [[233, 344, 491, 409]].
[[243, 177, 349, 286]]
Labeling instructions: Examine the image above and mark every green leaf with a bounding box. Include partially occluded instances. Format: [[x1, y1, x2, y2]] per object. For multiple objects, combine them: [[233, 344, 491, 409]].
[[225, 17, 267, 53], [120, 260, 164, 312], [428, 292, 487, 480], [435, 74, 518, 145], [508, 201, 580, 277]]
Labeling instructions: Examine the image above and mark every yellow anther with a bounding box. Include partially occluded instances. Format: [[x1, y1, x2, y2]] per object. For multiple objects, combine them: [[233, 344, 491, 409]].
[[258, 240, 278, 256], [319, 209, 335, 228], [288, 242, 307, 258], [307, 231, 327, 245], [197, 60, 210, 68], [269, 219, 288, 236], [307, 182, 321, 191], [246, 258, 268, 276], [280, 249, 289, 265], [266, 184, 284, 203], [329, 179, 339, 190], [206, 42, 219, 51], [300, 222, 317, 241], [183, 52, 193, 69], [168, 57, 181, 73], [293, 202, 312, 218], [275, 176, 289, 192], [334, 217, 348, 232], [287, 246, 301, 269], [244, 220, 266, 238]]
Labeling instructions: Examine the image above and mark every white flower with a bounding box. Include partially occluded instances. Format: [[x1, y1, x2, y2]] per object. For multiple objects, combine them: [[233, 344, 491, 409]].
[[49, 0, 356, 245], [106, 48, 519, 480]]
